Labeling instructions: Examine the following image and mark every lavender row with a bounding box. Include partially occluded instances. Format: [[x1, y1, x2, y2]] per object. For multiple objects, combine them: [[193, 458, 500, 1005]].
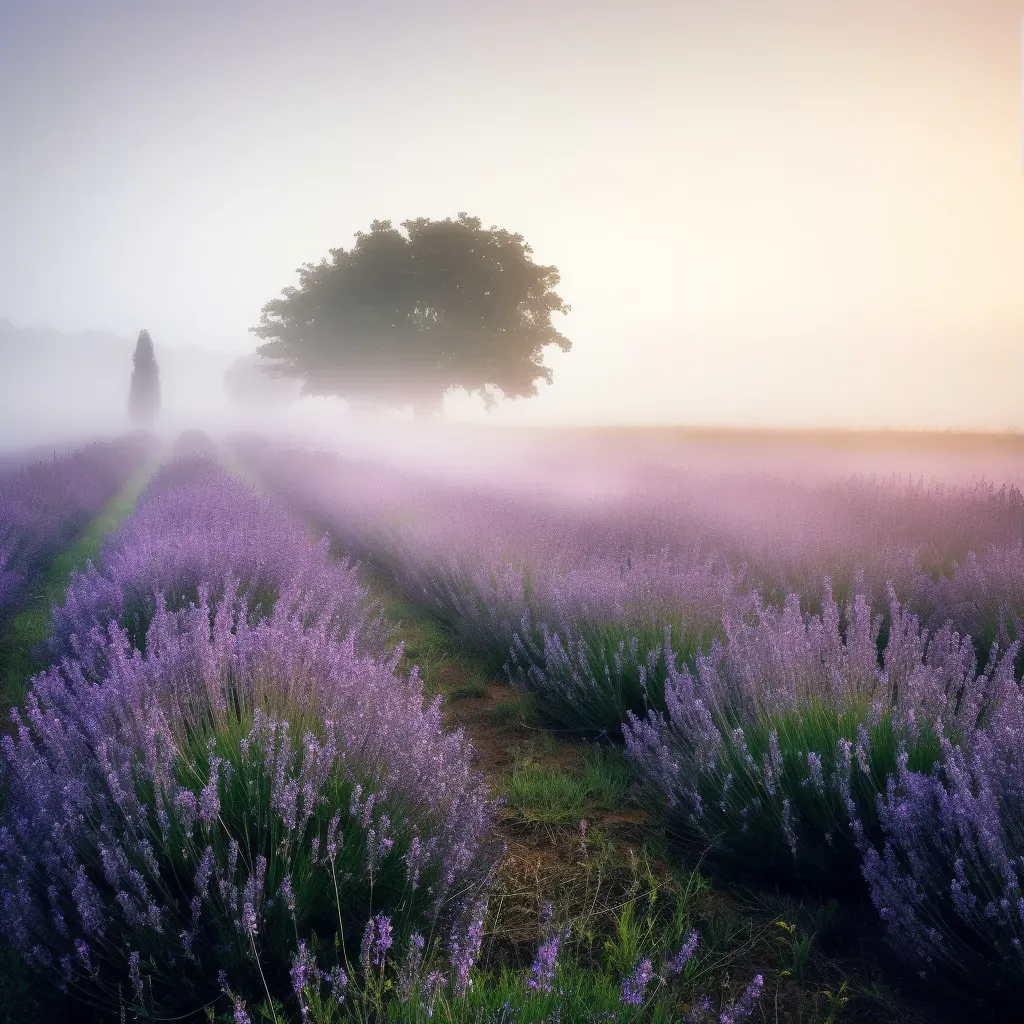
[[1, 591, 499, 1016], [624, 585, 1024, 996], [230, 440, 1024, 731], [49, 452, 389, 663], [0, 433, 155, 622], [1, 450, 501, 1017]]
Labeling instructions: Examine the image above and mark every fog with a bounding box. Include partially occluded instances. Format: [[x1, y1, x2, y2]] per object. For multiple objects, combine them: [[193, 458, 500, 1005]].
[[2, 314, 1021, 498], [2, 0, 1023, 436], [0, 320, 246, 450]]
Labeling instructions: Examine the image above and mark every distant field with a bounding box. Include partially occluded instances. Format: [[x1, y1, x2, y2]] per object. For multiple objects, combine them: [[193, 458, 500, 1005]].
[[283, 420, 1024, 505]]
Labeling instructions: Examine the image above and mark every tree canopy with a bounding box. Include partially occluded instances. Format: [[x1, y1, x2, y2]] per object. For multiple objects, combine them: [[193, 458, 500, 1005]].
[[127, 329, 160, 427], [250, 213, 571, 413]]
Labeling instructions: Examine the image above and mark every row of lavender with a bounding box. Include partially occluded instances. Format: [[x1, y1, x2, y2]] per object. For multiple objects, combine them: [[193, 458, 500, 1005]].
[[0, 433, 155, 623], [0, 452, 500, 1020], [230, 440, 1024, 729], [232, 439, 1024, 1000]]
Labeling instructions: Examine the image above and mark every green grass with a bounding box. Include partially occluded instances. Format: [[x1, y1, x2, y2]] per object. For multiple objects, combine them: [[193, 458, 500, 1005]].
[[0, 459, 157, 712], [370, 585, 496, 704], [446, 681, 490, 703], [503, 746, 634, 824], [234, 853, 772, 1024], [489, 691, 542, 728]]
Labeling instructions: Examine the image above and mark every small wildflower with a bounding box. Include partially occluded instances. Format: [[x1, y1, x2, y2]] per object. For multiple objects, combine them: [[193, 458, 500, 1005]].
[[664, 930, 699, 978], [621, 957, 653, 1005]]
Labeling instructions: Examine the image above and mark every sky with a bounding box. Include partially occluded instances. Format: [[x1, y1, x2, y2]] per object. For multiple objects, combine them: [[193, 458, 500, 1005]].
[[0, 0, 1022, 430]]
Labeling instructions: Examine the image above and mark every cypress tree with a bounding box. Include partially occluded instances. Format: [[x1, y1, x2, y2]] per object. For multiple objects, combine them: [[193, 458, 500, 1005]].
[[128, 328, 161, 427]]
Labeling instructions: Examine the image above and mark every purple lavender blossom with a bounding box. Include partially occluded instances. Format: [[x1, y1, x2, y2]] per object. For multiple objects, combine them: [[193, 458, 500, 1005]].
[[449, 903, 486, 997], [621, 957, 653, 1006], [278, 875, 296, 916], [527, 930, 563, 994], [128, 950, 143, 1002], [360, 914, 394, 972], [718, 973, 764, 1023], [327, 965, 348, 1002], [664, 930, 699, 978], [421, 970, 447, 1008], [290, 938, 317, 1018]]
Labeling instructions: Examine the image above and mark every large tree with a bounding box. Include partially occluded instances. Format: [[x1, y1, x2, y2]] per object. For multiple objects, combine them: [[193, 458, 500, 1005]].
[[250, 213, 571, 413], [127, 328, 160, 427]]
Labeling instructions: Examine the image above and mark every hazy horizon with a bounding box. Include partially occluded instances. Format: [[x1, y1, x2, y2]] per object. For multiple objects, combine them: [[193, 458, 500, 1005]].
[[2, 0, 1022, 431]]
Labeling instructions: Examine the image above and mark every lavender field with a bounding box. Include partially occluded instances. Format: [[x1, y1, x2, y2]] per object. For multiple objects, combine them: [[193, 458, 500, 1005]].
[[1, 428, 1023, 1023]]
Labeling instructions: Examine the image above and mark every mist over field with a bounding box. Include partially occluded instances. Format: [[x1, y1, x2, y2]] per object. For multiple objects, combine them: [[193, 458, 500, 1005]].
[[3, 306, 1022, 500]]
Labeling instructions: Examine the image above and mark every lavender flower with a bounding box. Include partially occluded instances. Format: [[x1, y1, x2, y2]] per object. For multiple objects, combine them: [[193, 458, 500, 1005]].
[[621, 957, 653, 1005], [449, 903, 486, 997], [278, 874, 296, 916], [527, 931, 563, 994], [719, 974, 764, 1023], [327, 965, 348, 1002], [290, 939, 317, 1018], [664, 930, 699, 978], [128, 950, 143, 1003]]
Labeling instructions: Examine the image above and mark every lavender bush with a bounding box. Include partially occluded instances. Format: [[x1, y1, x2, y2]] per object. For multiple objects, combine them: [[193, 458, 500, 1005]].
[[909, 541, 1024, 678], [859, 701, 1024, 996], [0, 591, 498, 1017], [0, 434, 153, 622], [624, 582, 1020, 889], [50, 454, 386, 664]]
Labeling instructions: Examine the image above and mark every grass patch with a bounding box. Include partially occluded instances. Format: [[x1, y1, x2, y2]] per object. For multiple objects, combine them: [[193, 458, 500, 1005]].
[[446, 681, 491, 703], [489, 691, 542, 728], [503, 746, 633, 824], [0, 459, 157, 713]]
